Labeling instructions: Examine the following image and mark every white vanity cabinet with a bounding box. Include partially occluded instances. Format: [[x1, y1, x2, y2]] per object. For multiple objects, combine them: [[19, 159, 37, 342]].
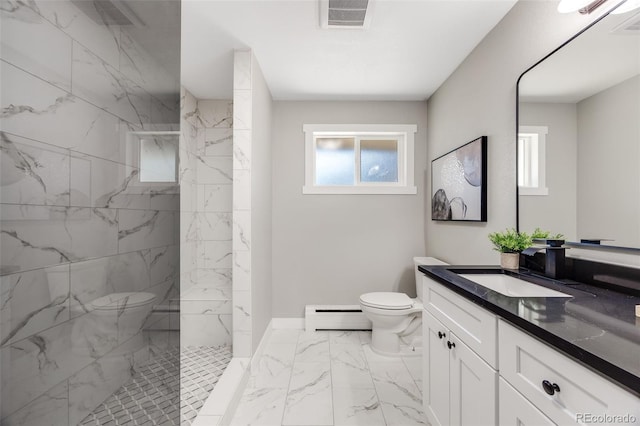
[[422, 276, 498, 426], [421, 274, 640, 426]]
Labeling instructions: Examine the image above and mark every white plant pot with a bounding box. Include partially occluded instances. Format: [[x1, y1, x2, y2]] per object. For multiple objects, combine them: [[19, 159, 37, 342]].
[[500, 252, 520, 270]]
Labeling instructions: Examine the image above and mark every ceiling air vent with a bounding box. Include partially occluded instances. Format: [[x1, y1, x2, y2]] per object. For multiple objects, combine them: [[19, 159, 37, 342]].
[[320, 0, 373, 29]]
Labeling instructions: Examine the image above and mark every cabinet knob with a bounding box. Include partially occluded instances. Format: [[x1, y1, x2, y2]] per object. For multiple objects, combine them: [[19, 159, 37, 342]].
[[438, 331, 446, 339], [542, 380, 560, 395], [447, 341, 456, 350]]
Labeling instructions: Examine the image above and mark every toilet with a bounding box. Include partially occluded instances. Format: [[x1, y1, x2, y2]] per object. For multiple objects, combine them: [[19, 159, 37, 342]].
[[71, 292, 157, 355], [88, 292, 157, 335], [360, 257, 448, 356]]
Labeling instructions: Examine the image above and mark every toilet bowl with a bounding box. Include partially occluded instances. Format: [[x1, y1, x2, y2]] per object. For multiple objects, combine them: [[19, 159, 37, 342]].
[[71, 292, 156, 354], [89, 292, 157, 337], [360, 257, 448, 356]]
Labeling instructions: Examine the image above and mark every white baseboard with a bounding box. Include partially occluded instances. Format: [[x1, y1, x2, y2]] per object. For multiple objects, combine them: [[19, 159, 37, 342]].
[[272, 317, 305, 329]]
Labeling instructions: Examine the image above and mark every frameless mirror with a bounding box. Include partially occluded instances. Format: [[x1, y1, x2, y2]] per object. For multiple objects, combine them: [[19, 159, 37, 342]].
[[517, 8, 640, 250]]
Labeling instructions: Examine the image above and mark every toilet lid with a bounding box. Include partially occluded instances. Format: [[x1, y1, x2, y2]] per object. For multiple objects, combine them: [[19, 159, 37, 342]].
[[90, 292, 156, 311], [360, 292, 413, 310]]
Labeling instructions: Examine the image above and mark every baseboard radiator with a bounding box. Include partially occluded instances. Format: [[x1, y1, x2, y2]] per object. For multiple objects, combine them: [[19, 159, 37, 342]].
[[305, 305, 372, 332]]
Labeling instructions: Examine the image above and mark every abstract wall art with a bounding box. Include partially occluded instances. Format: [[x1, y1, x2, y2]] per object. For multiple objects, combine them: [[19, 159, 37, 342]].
[[431, 136, 487, 222]]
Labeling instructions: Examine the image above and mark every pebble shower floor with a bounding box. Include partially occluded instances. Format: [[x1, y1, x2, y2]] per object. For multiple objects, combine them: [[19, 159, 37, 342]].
[[80, 346, 233, 426]]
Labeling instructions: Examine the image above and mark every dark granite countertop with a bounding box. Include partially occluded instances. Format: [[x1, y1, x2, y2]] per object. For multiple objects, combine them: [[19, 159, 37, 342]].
[[418, 265, 640, 397]]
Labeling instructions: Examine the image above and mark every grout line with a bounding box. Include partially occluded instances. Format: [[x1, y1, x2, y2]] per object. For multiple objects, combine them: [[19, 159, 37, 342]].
[[401, 356, 422, 392], [328, 331, 335, 426], [280, 328, 300, 426], [360, 331, 389, 426]]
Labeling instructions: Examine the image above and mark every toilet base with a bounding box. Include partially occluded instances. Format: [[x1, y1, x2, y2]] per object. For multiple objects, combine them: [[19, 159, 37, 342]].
[[370, 328, 422, 358], [369, 341, 422, 358]]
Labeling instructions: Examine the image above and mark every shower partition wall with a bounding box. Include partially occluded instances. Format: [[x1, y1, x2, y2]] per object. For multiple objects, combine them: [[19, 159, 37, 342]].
[[0, 1, 181, 424], [179, 90, 233, 347]]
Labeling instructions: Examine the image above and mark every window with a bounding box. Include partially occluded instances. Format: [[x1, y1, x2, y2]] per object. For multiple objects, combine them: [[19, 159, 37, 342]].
[[139, 136, 178, 183], [303, 124, 417, 194], [518, 125, 548, 196], [127, 131, 180, 185]]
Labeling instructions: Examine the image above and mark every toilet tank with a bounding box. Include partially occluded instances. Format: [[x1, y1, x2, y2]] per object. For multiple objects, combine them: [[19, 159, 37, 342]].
[[413, 257, 448, 301]]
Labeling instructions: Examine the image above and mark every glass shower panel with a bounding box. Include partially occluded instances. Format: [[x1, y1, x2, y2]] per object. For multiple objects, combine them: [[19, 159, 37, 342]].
[[0, 0, 181, 424]]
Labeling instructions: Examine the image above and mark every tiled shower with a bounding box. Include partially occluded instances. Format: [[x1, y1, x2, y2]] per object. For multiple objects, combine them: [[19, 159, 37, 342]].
[[179, 92, 234, 348], [0, 0, 234, 424]]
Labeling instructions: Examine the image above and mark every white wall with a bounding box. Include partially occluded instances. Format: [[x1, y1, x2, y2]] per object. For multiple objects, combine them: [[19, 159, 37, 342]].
[[272, 101, 428, 318], [519, 103, 577, 240], [425, 0, 606, 264], [577, 75, 640, 247]]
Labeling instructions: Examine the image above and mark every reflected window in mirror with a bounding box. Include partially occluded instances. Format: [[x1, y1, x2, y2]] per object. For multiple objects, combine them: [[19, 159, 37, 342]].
[[518, 126, 548, 196]]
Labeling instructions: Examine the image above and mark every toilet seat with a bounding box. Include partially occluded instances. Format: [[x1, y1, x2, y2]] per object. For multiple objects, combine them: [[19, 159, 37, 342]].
[[360, 292, 414, 310]]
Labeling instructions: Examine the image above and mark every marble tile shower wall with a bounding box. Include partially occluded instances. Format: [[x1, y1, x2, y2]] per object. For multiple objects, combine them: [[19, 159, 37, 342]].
[[0, 1, 180, 425], [180, 89, 233, 347], [232, 50, 254, 358]]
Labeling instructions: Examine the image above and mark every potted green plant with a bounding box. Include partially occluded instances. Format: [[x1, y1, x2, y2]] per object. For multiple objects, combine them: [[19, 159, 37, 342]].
[[488, 228, 532, 269], [530, 228, 564, 241]]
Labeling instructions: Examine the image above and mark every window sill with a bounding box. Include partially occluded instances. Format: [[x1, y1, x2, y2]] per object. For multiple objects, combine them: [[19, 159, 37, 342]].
[[302, 186, 418, 195]]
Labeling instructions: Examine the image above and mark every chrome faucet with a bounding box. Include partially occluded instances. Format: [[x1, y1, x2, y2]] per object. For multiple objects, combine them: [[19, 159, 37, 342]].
[[522, 239, 566, 279]]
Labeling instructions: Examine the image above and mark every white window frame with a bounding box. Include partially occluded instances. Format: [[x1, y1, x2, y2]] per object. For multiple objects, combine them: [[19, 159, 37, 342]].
[[518, 125, 549, 196], [302, 124, 417, 195]]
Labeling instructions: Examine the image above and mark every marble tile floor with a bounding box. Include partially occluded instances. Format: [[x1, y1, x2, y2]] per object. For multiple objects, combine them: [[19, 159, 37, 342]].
[[80, 345, 232, 426], [229, 330, 427, 426]]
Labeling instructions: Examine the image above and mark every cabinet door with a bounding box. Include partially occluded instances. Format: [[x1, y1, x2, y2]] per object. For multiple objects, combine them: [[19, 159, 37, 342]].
[[449, 332, 497, 426], [499, 378, 555, 426], [423, 310, 450, 426]]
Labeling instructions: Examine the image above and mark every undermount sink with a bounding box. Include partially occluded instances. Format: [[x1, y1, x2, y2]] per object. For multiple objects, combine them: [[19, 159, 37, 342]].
[[459, 274, 572, 298]]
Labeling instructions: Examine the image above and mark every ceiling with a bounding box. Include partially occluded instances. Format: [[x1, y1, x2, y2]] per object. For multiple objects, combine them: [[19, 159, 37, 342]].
[[519, 9, 640, 103], [180, 0, 517, 101]]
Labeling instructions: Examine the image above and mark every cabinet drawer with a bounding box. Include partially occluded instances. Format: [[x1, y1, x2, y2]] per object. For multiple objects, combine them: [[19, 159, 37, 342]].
[[423, 276, 498, 368], [499, 320, 640, 426], [499, 378, 554, 426]]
